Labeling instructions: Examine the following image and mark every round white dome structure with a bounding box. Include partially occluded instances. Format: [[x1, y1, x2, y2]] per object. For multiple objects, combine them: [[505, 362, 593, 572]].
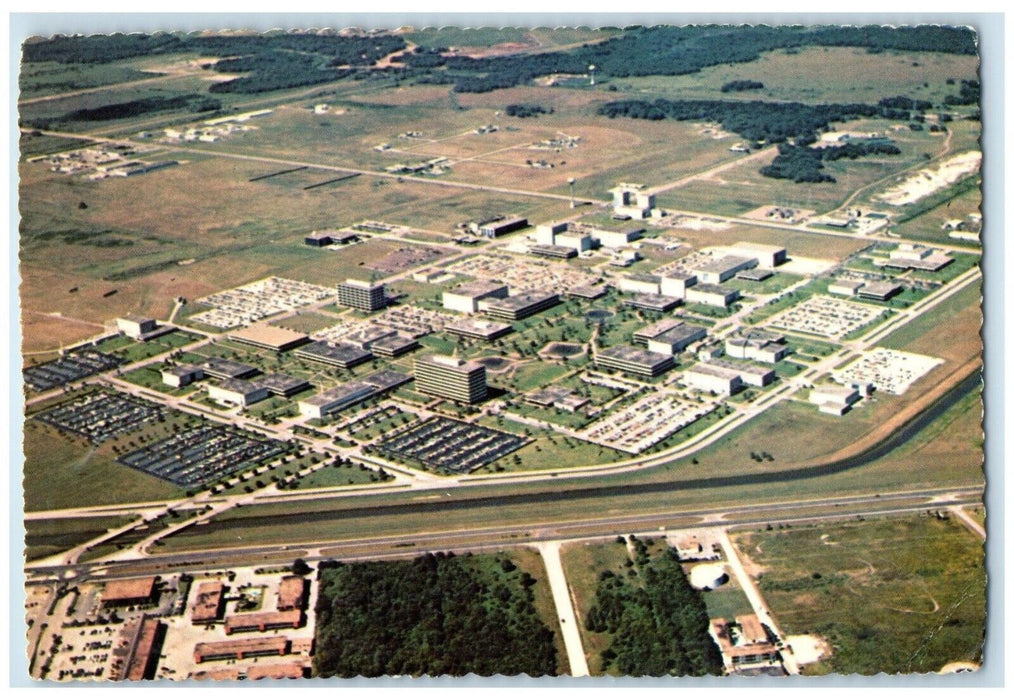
[[689, 563, 729, 590]]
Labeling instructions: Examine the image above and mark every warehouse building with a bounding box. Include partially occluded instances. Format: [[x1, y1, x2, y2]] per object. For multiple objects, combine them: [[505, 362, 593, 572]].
[[686, 283, 741, 308], [624, 294, 681, 313], [529, 244, 578, 259], [116, 315, 160, 340], [445, 317, 513, 341], [633, 318, 683, 345], [257, 373, 312, 397], [828, 279, 865, 296], [294, 340, 372, 370], [660, 273, 697, 298], [481, 292, 560, 321], [115, 616, 166, 682], [200, 357, 260, 381], [810, 384, 860, 415], [298, 381, 377, 419], [646, 323, 708, 356], [194, 638, 291, 664], [725, 330, 788, 363], [228, 324, 310, 352], [208, 379, 270, 407], [885, 243, 953, 271], [618, 273, 662, 295], [857, 280, 903, 301], [695, 255, 758, 284], [594, 225, 645, 249], [595, 345, 675, 377], [102, 577, 159, 608], [729, 242, 787, 268], [555, 231, 595, 252], [442, 281, 510, 313], [161, 364, 205, 388], [414, 355, 488, 403], [479, 215, 528, 238], [683, 363, 744, 395], [337, 279, 386, 312], [568, 283, 609, 300], [712, 359, 775, 387], [304, 229, 357, 247]]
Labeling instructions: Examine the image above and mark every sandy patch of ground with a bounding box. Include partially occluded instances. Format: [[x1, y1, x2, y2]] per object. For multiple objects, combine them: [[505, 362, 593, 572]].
[[786, 634, 832, 665], [876, 151, 981, 206]]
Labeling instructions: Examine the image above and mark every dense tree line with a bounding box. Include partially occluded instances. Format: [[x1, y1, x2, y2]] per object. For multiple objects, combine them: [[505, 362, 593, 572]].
[[313, 552, 558, 677], [758, 140, 902, 183], [504, 103, 554, 118], [944, 79, 980, 106], [21, 32, 185, 64], [721, 80, 764, 92], [207, 51, 354, 94], [62, 94, 220, 121], [585, 541, 724, 676]]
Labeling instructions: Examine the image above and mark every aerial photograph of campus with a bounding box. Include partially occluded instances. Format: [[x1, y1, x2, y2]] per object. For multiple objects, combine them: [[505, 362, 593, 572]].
[[16, 21, 986, 681]]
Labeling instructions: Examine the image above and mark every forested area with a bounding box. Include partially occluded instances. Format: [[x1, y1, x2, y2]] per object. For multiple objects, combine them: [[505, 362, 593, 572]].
[[584, 538, 724, 676], [759, 140, 902, 183], [721, 80, 764, 92], [63, 94, 221, 121], [596, 97, 923, 144], [504, 103, 554, 118], [313, 552, 559, 677], [23, 25, 975, 96]]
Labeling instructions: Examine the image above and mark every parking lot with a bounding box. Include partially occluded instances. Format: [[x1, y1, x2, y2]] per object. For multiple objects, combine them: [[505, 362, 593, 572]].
[[35, 390, 164, 444], [768, 294, 885, 339], [445, 253, 597, 294], [117, 425, 285, 486], [375, 416, 529, 474], [23, 348, 124, 392], [191, 277, 334, 329], [835, 347, 943, 395], [579, 391, 719, 454]]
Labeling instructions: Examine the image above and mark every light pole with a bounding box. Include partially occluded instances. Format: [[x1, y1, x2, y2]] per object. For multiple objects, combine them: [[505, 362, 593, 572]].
[[589, 64, 596, 86], [568, 177, 576, 208]]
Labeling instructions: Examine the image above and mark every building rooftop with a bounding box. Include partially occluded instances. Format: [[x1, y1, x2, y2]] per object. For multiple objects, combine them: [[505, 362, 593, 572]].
[[257, 373, 311, 394], [342, 278, 383, 290], [686, 363, 742, 380], [300, 381, 376, 408], [635, 318, 683, 340], [214, 378, 266, 395], [483, 292, 558, 311], [200, 357, 259, 379], [163, 364, 204, 377], [654, 323, 708, 345], [229, 323, 309, 349], [626, 272, 662, 284], [598, 345, 671, 365], [419, 354, 484, 372], [103, 577, 157, 603], [446, 317, 513, 335], [278, 576, 307, 610], [696, 255, 757, 274], [691, 283, 737, 296], [361, 369, 412, 391], [297, 340, 372, 364], [446, 280, 508, 298]]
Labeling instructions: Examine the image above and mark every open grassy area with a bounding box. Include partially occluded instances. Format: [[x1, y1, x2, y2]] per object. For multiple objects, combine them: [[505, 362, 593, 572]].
[[25, 515, 137, 562], [732, 514, 985, 674], [878, 281, 982, 366]]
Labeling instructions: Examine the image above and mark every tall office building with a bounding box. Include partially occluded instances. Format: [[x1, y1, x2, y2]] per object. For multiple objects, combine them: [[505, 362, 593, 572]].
[[337, 279, 386, 312], [414, 355, 487, 403]]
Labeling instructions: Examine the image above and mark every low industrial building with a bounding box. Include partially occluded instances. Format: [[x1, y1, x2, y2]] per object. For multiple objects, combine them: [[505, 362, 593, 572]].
[[624, 294, 681, 313], [595, 345, 675, 377], [298, 381, 377, 419], [725, 330, 788, 363], [208, 379, 270, 407], [633, 318, 683, 345], [810, 384, 860, 415], [595, 225, 645, 249], [695, 255, 758, 284], [735, 268, 773, 282], [445, 317, 513, 341], [278, 576, 308, 611], [116, 315, 159, 340], [686, 283, 741, 308], [568, 284, 609, 300], [555, 231, 595, 252], [200, 357, 260, 381], [525, 386, 589, 413], [304, 229, 357, 247], [682, 363, 744, 395], [478, 215, 528, 238], [115, 616, 166, 681], [646, 323, 708, 355], [481, 292, 560, 321], [190, 582, 226, 624], [660, 273, 697, 298], [414, 355, 488, 403], [828, 279, 865, 296], [884, 243, 954, 271], [713, 359, 775, 387], [228, 323, 310, 352], [442, 281, 510, 313], [194, 638, 291, 664], [102, 577, 158, 608], [857, 280, 903, 301], [256, 373, 312, 397], [294, 340, 372, 370], [161, 364, 204, 388], [369, 333, 420, 358], [609, 183, 656, 219], [529, 243, 578, 259], [729, 242, 787, 268], [337, 279, 386, 312], [225, 609, 305, 635], [534, 221, 569, 245], [618, 273, 662, 295]]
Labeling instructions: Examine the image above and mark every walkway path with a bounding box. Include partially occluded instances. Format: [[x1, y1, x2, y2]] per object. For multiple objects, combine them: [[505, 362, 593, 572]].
[[537, 540, 590, 677], [948, 505, 986, 540]]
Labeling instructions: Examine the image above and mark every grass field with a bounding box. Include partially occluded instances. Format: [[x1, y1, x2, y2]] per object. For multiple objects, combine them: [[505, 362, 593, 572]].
[[24, 515, 137, 562], [732, 515, 985, 674]]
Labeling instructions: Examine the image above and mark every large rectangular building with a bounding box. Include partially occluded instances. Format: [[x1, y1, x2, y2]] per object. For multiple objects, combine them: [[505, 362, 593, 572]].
[[161, 364, 204, 388], [298, 381, 377, 419], [338, 279, 386, 312], [729, 242, 787, 268], [595, 345, 675, 377], [445, 317, 513, 341], [414, 355, 488, 403], [208, 379, 270, 407], [228, 324, 310, 352], [479, 216, 528, 238], [646, 323, 708, 355], [200, 357, 260, 381], [624, 294, 681, 313], [443, 281, 510, 313], [618, 273, 661, 295], [660, 273, 697, 299], [481, 292, 560, 321], [682, 363, 743, 395], [725, 330, 788, 363], [294, 340, 372, 370], [695, 255, 758, 284], [686, 283, 741, 308]]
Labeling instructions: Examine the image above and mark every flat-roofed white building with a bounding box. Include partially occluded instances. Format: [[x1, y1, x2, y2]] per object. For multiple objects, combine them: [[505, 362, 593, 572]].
[[729, 242, 787, 268], [208, 379, 270, 407], [618, 274, 661, 295], [686, 284, 741, 308], [116, 315, 158, 340], [556, 231, 594, 252], [660, 273, 697, 299], [828, 279, 865, 296], [683, 364, 743, 395], [161, 364, 204, 388], [298, 381, 376, 419], [442, 281, 510, 313], [534, 221, 568, 245], [810, 384, 860, 415], [695, 255, 758, 284]]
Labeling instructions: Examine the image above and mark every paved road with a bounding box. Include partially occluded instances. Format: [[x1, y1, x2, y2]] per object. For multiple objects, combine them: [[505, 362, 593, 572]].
[[537, 541, 590, 677]]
